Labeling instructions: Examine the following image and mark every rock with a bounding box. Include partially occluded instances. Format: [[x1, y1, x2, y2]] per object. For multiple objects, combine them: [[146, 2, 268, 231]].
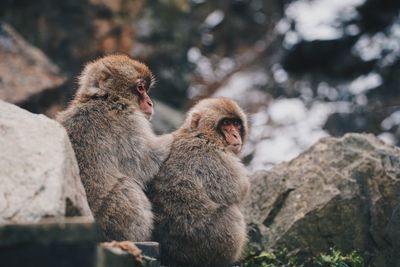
[[97, 246, 140, 267], [0, 100, 92, 224], [0, 22, 66, 104], [135, 242, 160, 260], [243, 133, 400, 266], [97, 242, 160, 267], [0, 217, 100, 267]]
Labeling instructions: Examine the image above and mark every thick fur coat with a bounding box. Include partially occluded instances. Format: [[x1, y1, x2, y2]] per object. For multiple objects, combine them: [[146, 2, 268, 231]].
[[149, 98, 250, 267], [58, 55, 172, 241]]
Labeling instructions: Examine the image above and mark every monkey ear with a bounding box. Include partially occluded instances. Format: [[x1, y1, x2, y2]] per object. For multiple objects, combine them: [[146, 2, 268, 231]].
[[98, 71, 110, 89], [97, 63, 112, 89], [190, 113, 201, 129]]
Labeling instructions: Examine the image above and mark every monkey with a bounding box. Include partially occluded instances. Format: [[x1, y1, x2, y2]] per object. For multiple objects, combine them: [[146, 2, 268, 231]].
[[57, 54, 172, 242], [148, 98, 250, 267]]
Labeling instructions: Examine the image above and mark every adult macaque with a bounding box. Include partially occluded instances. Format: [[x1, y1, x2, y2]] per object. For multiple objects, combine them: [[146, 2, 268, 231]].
[[57, 54, 172, 242], [149, 98, 250, 267]]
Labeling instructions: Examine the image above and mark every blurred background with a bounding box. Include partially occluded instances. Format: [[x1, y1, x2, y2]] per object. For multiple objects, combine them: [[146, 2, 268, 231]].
[[1, 0, 400, 171]]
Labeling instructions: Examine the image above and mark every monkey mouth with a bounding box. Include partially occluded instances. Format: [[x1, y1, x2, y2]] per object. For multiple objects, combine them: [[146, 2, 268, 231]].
[[228, 144, 242, 154]]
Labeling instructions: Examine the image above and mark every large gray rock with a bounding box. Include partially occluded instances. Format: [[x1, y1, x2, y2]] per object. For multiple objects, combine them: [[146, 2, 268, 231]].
[[0, 22, 66, 104], [244, 133, 400, 267], [0, 100, 92, 224]]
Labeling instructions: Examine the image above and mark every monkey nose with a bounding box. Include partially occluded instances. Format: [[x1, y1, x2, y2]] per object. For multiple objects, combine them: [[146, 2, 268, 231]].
[[148, 101, 153, 107], [230, 130, 240, 140]]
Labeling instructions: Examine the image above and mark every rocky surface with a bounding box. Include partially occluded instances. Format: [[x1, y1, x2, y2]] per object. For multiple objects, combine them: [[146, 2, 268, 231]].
[[0, 100, 92, 224], [0, 22, 66, 104], [244, 133, 400, 266], [0, 217, 160, 267], [98, 242, 160, 267], [0, 217, 100, 267]]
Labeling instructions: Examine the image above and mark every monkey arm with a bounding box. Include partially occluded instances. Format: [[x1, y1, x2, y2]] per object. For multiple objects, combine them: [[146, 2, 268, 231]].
[[93, 171, 153, 241], [198, 152, 248, 206], [150, 174, 218, 222], [148, 133, 174, 163], [150, 174, 246, 267]]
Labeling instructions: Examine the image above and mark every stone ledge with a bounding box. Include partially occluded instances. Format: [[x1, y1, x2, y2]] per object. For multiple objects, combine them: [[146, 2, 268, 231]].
[[0, 217, 98, 246], [97, 242, 160, 267], [0, 217, 100, 267], [0, 217, 162, 267]]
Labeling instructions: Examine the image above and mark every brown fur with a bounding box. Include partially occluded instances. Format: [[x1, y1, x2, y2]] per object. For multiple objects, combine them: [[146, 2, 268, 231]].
[[148, 98, 250, 267], [57, 54, 172, 241]]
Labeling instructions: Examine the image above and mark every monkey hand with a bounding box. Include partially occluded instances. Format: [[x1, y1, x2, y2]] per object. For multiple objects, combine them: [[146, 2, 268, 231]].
[[102, 240, 143, 266]]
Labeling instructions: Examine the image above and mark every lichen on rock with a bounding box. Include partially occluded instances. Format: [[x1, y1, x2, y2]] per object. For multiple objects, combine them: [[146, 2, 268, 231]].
[[244, 133, 400, 266]]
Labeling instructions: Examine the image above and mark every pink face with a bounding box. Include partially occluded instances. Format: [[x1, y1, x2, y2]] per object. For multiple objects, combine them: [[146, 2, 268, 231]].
[[135, 79, 153, 120], [220, 118, 243, 154]]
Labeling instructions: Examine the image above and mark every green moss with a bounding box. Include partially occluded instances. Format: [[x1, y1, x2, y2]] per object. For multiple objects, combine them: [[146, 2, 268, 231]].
[[315, 248, 364, 267], [245, 247, 303, 267], [245, 247, 364, 267]]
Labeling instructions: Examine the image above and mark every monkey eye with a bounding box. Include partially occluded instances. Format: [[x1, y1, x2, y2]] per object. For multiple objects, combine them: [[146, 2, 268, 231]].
[[232, 120, 241, 128], [221, 118, 242, 129], [221, 119, 231, 126], [135, 79, 148, 94], [137, 83, 146, 93]]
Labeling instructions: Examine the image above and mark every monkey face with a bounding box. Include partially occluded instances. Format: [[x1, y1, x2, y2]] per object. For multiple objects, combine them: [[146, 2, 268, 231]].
[[185, 98, 248, 155], [88, 55, 155, 120], [219, 118, 243, 154], [133, 78, 153, 120]]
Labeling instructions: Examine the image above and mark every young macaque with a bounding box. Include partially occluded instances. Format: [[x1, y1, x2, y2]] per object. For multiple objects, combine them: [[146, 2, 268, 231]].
[[148, 98, 250, 267]]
